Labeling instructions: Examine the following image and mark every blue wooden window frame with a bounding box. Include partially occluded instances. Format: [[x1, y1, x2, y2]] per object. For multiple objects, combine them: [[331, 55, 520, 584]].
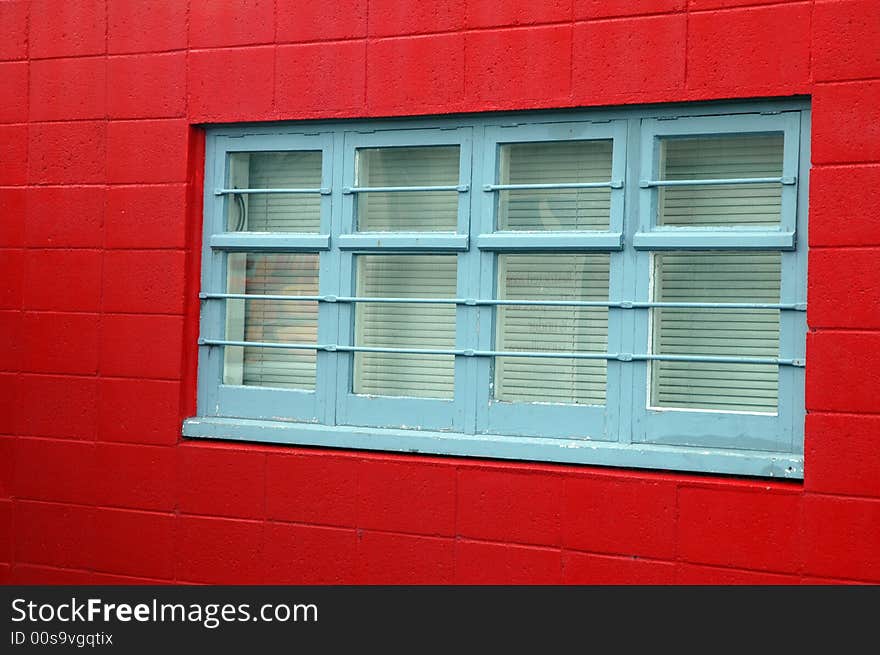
[[187, 99, 810, 479]]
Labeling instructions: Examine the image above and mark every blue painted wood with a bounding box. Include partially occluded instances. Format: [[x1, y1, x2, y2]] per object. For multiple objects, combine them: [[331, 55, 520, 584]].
[[194, 101, 810, 477], [182, 416, 804, 479]]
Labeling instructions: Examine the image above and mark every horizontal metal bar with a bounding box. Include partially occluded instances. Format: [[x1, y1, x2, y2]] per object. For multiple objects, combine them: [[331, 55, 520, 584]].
[[215, 187, 329, 195], [337, 233, 469, 252], [209, 233, 331, 251], [483, 181, 622, 191], [476, 232, 624, 251], [199, 293, 806, 311], [633, 231, 796, 251], [640, 176, 794, 188], [343, 185, 468, 194], [198, 339, 805, 366]]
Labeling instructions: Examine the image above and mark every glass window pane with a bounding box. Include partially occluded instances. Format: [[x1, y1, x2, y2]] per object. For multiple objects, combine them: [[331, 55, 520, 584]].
[[651, 251, 781, 413], [224, 252, 319, 390], [497, 140, 613, 231], [657, 134, 784, 227], [227, 151, 322, 232], [494, 254, 609, 405], [354, 255, 457, 399], [356, 146, 459, 231]]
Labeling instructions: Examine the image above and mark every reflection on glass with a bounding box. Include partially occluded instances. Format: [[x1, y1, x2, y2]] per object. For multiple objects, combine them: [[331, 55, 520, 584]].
[[226, 151, 322, 232], [356, 146, 459, 231]]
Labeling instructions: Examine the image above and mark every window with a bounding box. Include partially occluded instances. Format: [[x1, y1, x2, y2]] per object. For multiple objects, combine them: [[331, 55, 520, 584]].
[[187, 100, 809, 479]]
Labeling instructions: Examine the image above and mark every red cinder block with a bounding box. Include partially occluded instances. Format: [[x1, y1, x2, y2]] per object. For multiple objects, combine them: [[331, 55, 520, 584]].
[[100, 314, 184, 379], [90, 572, 173, 585], [575, 0, 684, 19], [107, 0, 187, 54], [106, 184, 187, 249], [177, 516, 264, 584], [0, 249, 23, 309], [177, 443, 265, 519], [572, 15, 686, 103], [813, 0, 880, 81], [102, 250, 185, 315], [0, 62, 27, 122], [266, 452, 358, 527], [675, 563, 800, 585], [455, 540, 562, 584], [806, 332, 880, 413], [805, 413, 880, 498], [263, 523, 358, 584], [275, 42, 367, 116], [106, 119, 188, 184], [107, 53, 186, 119], [687, 4, 810, 94], [0, 375, 18, 435], [22, 312, 99, 375], [93, 507, 175, 579], [99, 378, 181, 446], [465, 26, 572, 108], [809, 249, 880, 329], [0, 188, 26, 247], [809, 165, 880, 247], [29, 58, 106, 122], [0, 311, 21, 370], [368, 0, 463, 36], [0, 1, 27, 60], [0, 500, 11, 562], [563, 551, 676, 584], [95, 443, 176, 512], [804, 495, 880, 582], [467, 0, 571, 28], [678, 486, 802, 573], [0, 125, 28, 185], [17, 374, 98, 440], [26, 187, 104, 248], [366, 34, 465, 114], [457, 468, 562, 546], [28, 0, 105, 58], [276, 0, 367, 42], [188, 47, 275, 122], [357, 531, 455, 584], [563, 475, 677, 559], [12, 564, 93, 585], [28, 121, 106, 184], [357, 459, 455, 536], [0, 437, 9, 497], [0, 564, 8, 583], [812, 81, 880, 164], [24, 250, 102, 312], [690, 0, 803, 8], [14, 437, 96, 505], [189, 0, 275, 48], [14, 501, 94, 569]]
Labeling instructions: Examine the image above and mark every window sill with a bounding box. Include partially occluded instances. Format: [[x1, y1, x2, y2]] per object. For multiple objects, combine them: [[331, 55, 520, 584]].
[[182, 417, 803, 479]]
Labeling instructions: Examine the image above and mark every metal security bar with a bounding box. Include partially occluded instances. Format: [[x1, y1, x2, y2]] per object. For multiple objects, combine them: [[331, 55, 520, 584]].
[[199, 292, 807, 311], [343, 184, 469, 193], [197, 337, 805, 367], [214, 187, 330, 195], [483, 181, 623, 191], [639, 176, 795, 188]]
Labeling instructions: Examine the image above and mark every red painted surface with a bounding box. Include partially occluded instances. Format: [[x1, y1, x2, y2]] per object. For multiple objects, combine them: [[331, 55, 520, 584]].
[[2, 0, 879, 585]]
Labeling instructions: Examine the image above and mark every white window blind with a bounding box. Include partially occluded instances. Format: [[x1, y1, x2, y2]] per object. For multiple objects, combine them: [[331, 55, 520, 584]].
[[354, 254, 458, 399], [498, 140, 613, 231], [495, 254, 609, 405], [227, 151, 322, 232], [224, 253, 319, 390], [356, 146, 459, 231], [658, 134, 784, 227]]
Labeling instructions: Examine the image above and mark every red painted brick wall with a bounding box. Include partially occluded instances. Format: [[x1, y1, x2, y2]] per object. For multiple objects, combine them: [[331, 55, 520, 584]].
[[2, 0, 879, 585]]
